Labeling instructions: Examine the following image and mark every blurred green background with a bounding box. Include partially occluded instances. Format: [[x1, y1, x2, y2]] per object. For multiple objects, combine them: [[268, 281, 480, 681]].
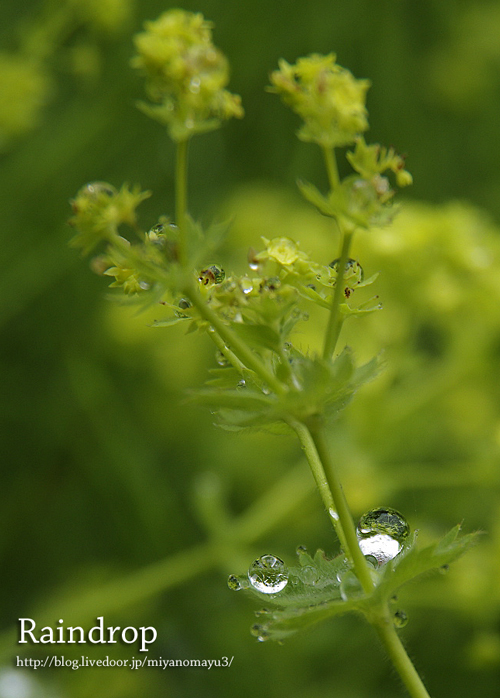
[[1, 0, 500, 696]]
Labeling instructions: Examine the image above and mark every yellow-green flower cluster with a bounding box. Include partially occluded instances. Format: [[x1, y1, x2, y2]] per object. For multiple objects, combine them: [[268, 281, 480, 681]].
[[270, 53, 370, 148], [69, 182, 150, 255], [132, 9, 243, 142]]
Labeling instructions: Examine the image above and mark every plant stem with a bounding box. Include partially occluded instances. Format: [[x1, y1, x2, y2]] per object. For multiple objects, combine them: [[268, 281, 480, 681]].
[[289, 420, 349, 553], [293, 420, 431, 698], [322, 145, 340, 190], [322, 228, 353, 360], [290, 421, 373, 593], [206, 326, 248, 374], [373, 609, 432, 698], [175, 138, 189, 265], [186, 283, 287, 397], [307, 425, 373, 593]]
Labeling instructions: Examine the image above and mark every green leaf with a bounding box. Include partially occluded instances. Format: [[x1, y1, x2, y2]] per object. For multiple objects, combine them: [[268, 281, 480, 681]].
[[189, 388, 275, 412], [375, 526, 482, 601], [149, 316, 189, 328], [230, 322, 282, 353], [297, 180, 336, 217]]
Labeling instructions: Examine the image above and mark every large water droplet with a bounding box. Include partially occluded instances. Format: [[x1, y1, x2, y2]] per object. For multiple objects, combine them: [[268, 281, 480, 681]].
[[357, 507, 410, 541], [356, 507, 410, 566], [248, 554, 288, 595]]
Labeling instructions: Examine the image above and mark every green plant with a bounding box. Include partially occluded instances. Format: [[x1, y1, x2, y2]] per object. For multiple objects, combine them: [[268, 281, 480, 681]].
[[69, 10, 479, 697]]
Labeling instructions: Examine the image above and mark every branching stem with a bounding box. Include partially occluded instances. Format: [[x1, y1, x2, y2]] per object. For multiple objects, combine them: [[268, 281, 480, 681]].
[[186, 284, 287, 397]]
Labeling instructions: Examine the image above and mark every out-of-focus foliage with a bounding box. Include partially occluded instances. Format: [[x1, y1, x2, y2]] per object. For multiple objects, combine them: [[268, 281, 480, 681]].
[[2, 1, 500, 697]]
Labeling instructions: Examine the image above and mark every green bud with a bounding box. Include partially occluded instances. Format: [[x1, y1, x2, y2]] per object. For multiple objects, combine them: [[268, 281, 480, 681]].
[[269, 53, 370, 148], [69, 182, 150, 255], [132, 9, 243, 141]]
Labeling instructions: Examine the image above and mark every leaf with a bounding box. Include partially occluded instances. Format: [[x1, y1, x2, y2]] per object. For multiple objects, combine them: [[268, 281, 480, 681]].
[[230, 549, 364, 642], [375, 526, 482, 601], [231, 527, 481, 643], [149, 316, 188, 328], [297, 180, 336, 217], [188, 388, 275, 413], [230, 322, 282, 353], [186, 217, 231, 269]]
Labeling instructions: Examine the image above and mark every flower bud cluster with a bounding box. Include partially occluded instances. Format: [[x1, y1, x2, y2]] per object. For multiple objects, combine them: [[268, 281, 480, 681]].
[[269, 53, 370, 147], [132, 9, 243, 141], [69, 182, 151, 255]]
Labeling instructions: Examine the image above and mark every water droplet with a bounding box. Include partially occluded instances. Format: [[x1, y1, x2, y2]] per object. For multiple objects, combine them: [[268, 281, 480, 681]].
[[301, 311, 309, 321], [356, 507, 410, 566], [248, 554, 288, 595], [189, 77, 201, 94], [175, 298, 192, 318], [250, 624, 269, 642], [339, 570, 362, 601], [300, 565, 320, 585], [185, 118, 194, 130], [394, 609, 408, 628], [199, 265, 225, 286], [84, 181, 116, 198], [138, 280, 151, 291], [261, 276, 281, 292], [357, 507, 410, 542], [227, 575, 242, 591], [358, 534, 401, 565], [240, 277, 253, 294], [227, 574, 249, 591], [215, 351, 229, 367], [329, 258, 364, 282], [237, 379, 246, 388], [150, 223, 165, 235], [329, 508, 339, 522], [296, 544, 307, 555]]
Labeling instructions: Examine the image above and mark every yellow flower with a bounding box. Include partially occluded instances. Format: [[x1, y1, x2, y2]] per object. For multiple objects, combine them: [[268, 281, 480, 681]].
[[270, 54, 370, 148]]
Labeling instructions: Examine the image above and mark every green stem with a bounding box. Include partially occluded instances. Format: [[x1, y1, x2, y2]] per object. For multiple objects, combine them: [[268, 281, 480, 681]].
[[175, 138, 189, 265], [289, 420, 349, 554], [322, 228, 354, 360], [206, 326, 248, 374], [298, 422, 373, 594], [373, 608, 432, 698], [185, 283, 287, 397], [322, 145, 340, 190]]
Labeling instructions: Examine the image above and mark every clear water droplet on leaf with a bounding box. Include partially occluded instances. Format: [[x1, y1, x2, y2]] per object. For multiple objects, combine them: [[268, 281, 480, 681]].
[[356, 507, 410, 566], [248, 554, 288, 595]]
